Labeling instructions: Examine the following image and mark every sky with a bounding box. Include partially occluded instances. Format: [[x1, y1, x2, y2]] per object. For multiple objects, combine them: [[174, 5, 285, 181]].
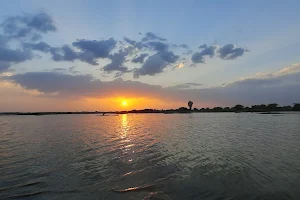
[[0, 0, 300, 111]]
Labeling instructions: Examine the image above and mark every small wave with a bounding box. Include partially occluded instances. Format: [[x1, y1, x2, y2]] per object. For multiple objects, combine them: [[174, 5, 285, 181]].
[[112, 184, 155, 193], [0, 181, 44, 192], [0, 190, 79, 200]]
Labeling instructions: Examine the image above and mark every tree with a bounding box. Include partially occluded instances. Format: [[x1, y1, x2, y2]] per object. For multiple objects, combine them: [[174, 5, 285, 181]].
[[267, 103, 278, 111], [188, 101, 193, 110], [293, 103, 300, 111], [233, 104, 244, 111]]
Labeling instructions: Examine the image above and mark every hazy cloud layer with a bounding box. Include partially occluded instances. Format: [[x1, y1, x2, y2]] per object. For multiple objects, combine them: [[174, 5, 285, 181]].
[[5, 64, 300, 106]]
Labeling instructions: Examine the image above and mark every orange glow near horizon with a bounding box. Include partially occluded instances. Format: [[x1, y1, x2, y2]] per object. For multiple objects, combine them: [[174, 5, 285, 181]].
[[77, 97, 193, 112]]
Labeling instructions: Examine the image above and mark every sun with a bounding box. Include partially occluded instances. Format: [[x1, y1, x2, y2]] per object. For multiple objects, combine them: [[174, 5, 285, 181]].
[[122, 101, 127, 106]]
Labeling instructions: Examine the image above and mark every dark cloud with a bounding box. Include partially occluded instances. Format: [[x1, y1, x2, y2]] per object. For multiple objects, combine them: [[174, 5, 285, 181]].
[[23, 41, 52, 52], [69, 66, 79, 74], [172, 44, 189, 49], [131, 53, 148, 63], [1, 11, 56, 41], [192, 44, 248, 64], [49, 45, 81, 63], [60, 45, 78, 61], [0, 47, 33, 63], [185, 82, 202, 86], [218, 44, 248, 60], [0, 11, 250, 77], [103, 51, 128, 73], [123, 37, 147, 49], [141, 32, 166, 42], [167, 82, 202, 89], [72, 38, 117, 59], [191, 45, 217, 63], [6, 72, 94, 94], [0, 62, 11, 73], [147, 41, 169, 52], [26, 12, 57, 33], [123, 37, 136, 46], [51, 68, 66, 73], [199, 44, 207, 48], [103, 46, 134, 73], [5, 72, 162, 98], [0, 35, 9, 47], [134, 51, 179, 78], [179, 44, 189, 48], [28, 38, 118, 66]]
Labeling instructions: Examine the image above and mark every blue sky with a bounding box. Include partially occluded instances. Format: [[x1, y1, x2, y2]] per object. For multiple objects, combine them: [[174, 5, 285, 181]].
[[0, 0, 300, 111]]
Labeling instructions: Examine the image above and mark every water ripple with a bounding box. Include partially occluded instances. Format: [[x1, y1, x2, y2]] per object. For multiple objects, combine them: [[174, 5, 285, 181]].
[[1, 113, 300, 199]]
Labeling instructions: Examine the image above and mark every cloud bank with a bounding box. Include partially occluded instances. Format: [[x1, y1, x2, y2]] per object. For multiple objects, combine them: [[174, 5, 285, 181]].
[[4, 64, 300, 106], [0, 12, 249, 78]]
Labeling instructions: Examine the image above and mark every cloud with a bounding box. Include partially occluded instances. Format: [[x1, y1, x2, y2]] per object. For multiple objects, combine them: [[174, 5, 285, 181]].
[[141, 32, 166, 42], [185, 82, 202, 86], [131, 53, 148, 63], [230, 78, 282, 87], [275, 63, 300, 76], [199, 44, 207, 49], [172, 44, 189, 49], [0, 62, 11, 73], [69, 66, 79, 74], [51, 68, 66, 73], [23, 41, 52, 52], [25, 38, 118, 66], [1, 11, 56, 41], [0, 11, 250, 78], [167, 82, 202, 89], [0, 47, 33, 63], [147, 41, 169, 52], [123, 37, 145, 49], [191, 45, 217, 63], [192, 44, 249, 64], [0, 35, 9, 47], [134, 51, 179, 77], [49, 45, 80, 62], [218, 44, 248, 60], [5, 72, 162, 98], [123, 37, 136, 46], [174, 63, 184, 69], [103, 51, 128, 73], [72, 38, 117, 59], [179, 44, 189, 48], [5, 64, 300, 106], [102, 46, 135, 73]]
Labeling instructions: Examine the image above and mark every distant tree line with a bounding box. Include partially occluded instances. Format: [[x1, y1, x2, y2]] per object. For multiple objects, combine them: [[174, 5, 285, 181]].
[[118, 103, 300, 114], [192, 103, 300, 112]]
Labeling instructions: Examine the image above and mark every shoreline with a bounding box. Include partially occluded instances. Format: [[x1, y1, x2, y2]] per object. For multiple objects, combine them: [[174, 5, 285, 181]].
[[1, 111, 299, 116]]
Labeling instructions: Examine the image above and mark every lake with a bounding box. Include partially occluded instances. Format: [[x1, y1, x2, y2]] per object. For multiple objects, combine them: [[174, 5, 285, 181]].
[[1, 113, 300, 200]]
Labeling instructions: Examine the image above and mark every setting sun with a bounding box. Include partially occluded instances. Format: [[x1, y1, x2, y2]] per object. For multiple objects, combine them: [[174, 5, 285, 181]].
[[122, 101, 127, 106]]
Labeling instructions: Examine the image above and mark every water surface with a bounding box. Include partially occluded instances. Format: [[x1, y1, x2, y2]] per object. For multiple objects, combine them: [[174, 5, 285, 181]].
[[1, 113, 300, 199]]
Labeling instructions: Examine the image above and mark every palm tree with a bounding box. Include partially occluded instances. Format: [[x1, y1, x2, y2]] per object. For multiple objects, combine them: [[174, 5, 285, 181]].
[[188, 101, 193, 110]]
